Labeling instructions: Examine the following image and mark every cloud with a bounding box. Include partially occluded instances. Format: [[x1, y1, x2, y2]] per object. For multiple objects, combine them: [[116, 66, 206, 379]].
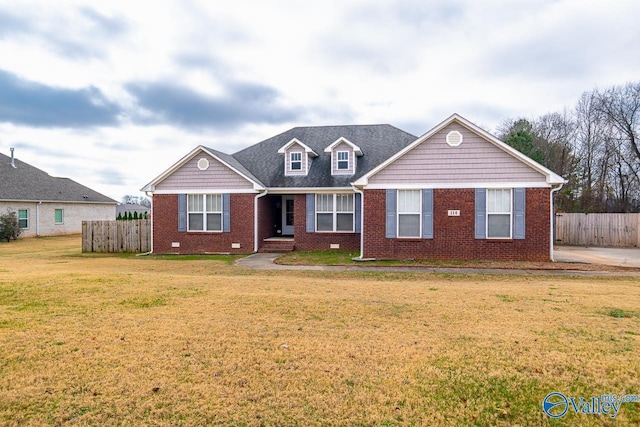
[[0, 69, 122, 127], [126, 79, 302, 130], [0, 5, 128, 59]]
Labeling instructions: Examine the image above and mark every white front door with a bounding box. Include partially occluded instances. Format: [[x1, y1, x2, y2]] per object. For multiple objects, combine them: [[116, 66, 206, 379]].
[[281, 195, 294, 235]]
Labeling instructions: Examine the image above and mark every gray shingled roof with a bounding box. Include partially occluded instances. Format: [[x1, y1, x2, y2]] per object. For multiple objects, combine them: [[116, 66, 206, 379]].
[[204, 146, 263, 187], [0, 152, 117, 203], [231, 124, 418, 188]]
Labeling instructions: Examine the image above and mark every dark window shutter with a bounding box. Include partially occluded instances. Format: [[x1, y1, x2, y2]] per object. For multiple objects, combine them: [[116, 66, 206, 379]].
[[222, 193, 230, 232], [385, 189, 397, 238], [178, 194, 187, 232], [475, 188, 486, 239], [422, 188, 433, 239], [354, 192, 362, 233], [306, 194, 315, 233], [513, 188, 526, 239]]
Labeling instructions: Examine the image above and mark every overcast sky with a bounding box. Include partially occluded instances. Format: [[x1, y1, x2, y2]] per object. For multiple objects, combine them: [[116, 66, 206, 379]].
[[1, 0, 639, 201]]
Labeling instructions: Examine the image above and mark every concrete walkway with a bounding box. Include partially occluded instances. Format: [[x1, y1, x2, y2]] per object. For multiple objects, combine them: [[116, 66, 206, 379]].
[[235, 252, 640, 276]]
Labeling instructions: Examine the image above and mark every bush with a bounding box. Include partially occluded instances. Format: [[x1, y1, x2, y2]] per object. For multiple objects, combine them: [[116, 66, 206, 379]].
[[0, 211, 21, 242]]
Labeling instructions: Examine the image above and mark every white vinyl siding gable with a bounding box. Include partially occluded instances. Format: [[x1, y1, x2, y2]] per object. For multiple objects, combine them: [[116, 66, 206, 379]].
[[155, 153, 254, 191], [368, 123, 547, 185]]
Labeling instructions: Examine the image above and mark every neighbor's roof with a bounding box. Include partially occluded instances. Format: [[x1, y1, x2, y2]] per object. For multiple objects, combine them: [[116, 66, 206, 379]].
[[232, 124, 418, 188], [0, 152, 117, 204]]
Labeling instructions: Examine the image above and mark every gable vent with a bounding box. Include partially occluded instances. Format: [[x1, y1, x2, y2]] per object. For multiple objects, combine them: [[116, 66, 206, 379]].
[[197, 158, 210, 171], [446, 130, 463, 147]]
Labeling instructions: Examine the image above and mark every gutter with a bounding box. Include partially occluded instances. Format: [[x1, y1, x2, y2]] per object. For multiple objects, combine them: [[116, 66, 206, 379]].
[[254, 190, 269, 253], [549, 183, 564, 262]]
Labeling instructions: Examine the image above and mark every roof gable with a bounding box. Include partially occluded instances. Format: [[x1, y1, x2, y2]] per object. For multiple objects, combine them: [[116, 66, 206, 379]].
[[277, 138, 318, 157], [141, 146, 264, 192], [355, 114, 565, 187], [323, 137, 363, 156]]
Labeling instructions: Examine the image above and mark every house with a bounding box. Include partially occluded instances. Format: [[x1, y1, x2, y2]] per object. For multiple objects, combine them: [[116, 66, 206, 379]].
[[117, 203, 150, 219], [0, 149, 117, 237], [142, 114, 565, 261]]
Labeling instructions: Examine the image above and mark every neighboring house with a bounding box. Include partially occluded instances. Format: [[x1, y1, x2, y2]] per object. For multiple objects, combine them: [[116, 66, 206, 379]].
[[0, 149, 117, 237], [117, 203, 150, 219], [142, 114, 565, 261]]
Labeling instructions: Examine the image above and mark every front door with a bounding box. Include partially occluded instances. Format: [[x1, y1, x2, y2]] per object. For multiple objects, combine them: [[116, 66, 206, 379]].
[[281, 195, 294, 235]]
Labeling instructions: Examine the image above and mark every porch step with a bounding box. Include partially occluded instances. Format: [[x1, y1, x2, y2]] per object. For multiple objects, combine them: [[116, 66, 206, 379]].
[[259, 237, 295, 253]]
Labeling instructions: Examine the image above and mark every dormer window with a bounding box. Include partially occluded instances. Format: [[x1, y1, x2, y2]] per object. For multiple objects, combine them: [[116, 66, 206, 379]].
[[290, 152, 302, 170], [278, 138, 318, 176], [324, 137, 362, 176], [337, 151, 349, 170]]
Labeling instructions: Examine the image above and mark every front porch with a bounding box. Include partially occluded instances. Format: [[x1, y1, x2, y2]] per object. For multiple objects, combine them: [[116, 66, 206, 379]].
[[257, 194, 297, 252]]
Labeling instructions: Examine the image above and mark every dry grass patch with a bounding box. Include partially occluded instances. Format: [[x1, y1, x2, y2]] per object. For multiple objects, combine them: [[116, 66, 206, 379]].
[[0, 236, 639, 425]]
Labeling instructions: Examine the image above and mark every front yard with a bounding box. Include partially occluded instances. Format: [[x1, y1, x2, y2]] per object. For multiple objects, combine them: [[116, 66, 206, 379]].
[[0, 236, 638, 425]]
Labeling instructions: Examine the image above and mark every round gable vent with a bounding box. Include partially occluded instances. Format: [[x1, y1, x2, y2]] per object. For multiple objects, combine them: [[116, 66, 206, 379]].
[[446, 130, 463, 147], [197, 158, 210, 170]]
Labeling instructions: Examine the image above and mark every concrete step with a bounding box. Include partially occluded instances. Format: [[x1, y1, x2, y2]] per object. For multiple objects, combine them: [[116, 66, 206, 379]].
[[259, 238, 295, 253]]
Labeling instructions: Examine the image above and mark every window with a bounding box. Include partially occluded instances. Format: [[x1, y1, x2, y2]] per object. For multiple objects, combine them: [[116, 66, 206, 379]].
[[18, 209, 28, 229], [316, 193, 354, 232], [188, 194, 222, 231], [337, 151, 349, 170], [290, 152, 302, 170], [397, 190, 420, 238], [54, 209, 63, 224], [487, 189, 511, 238]]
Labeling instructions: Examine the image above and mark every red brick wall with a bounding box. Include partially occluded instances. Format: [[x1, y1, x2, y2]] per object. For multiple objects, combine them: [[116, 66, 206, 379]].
[[152, 193, 255, 254], [362, 188, 551, 261], [293, 194, 360, 252]]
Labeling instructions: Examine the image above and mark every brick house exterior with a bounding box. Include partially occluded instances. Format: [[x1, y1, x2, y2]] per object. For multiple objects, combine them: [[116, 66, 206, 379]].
[[142, 114, 565, 261]]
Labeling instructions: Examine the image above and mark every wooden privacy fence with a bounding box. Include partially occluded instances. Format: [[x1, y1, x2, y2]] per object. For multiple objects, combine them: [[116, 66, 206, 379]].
[[555, 213, 640, 247], [82, 219, 151, 253]]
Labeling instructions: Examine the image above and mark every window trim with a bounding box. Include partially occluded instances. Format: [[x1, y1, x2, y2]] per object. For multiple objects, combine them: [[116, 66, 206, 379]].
[[17, 209, 28, 229], [54, 209, 64, 224], [290, 151, 302, 171], [336, 150, 349, 170], [486, 188, 512, 239], [315, 193, 354, 233], [397, 189, 421, 238], [187, 194, 223, 232]]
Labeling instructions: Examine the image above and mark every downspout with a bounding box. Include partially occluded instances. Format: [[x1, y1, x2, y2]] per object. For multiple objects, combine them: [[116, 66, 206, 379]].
[[137, 192, 154, 256], [254, 189, 269, 253], [351, 185, 365, 260], [36, 201, 42, 237], [549, 183, 564, 262]]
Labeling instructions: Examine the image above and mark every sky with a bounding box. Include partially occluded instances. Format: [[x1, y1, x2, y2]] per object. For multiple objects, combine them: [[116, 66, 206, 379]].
[[1, 0, 639, 202]]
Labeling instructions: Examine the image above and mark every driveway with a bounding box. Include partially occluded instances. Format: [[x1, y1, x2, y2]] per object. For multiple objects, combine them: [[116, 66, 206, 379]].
[[554, 246, 640, 268]]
